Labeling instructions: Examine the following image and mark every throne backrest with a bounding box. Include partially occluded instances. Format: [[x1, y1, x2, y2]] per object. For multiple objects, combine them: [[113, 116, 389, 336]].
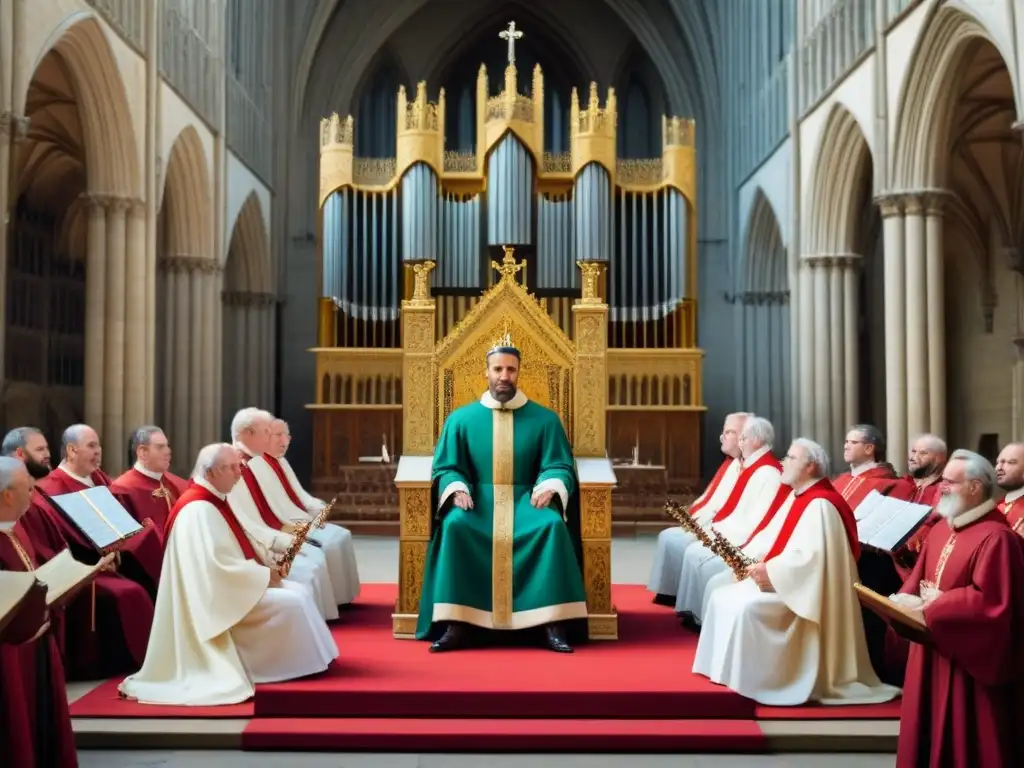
[[433, 277, 576, 440]]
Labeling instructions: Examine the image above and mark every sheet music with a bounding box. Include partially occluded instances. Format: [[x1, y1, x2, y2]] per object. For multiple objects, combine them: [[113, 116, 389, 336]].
[[0, 571, 36, 621], [856, 493, 932, 552], [33, 549, 104, 606], [853, 490, 885, 521], [50, 486, 143, 550]]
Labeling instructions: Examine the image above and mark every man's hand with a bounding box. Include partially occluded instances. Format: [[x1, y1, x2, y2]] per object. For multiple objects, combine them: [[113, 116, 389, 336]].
[[746, 562, 775, 593], [530, 489, 555, 509], [1, 580, 49, 645], [282, 522, 299, 535], [453, 491, 474, 510], [268, 570, 283, 588], [98, 552, 118, 573]]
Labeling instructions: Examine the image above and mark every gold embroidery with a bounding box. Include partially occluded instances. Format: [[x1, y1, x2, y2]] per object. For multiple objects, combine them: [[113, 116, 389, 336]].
[[841, 475, 864, 502], [923, 532, 957, 592], [491, 408, 515, 629], [152, 483, 173, 512], [2, 530, 33, 570]]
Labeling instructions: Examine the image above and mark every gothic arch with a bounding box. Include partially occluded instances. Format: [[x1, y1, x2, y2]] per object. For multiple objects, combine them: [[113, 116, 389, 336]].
[[744, 190, 786, 294], [804, 103, 872, 253], [26, 14, 142, 197], [224, 192, 272, 293], [160, 126, 214, 258], [891, 5, 1020, 190]]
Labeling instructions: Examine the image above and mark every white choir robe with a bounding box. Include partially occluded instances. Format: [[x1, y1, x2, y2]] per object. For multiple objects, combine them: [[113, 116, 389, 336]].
[[647, 457, 742, 597], [674, 455, 782, 615], [118, 481, 338, 706], [692, 495, 900, 707], [247, 452, 361, 605], [228, 477, 340, 620]]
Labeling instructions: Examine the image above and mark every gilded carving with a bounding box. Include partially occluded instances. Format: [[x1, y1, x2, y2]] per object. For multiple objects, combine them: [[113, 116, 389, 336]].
[[403, 356, 435, 453], [397, 539, 428, 614], [576, 261, 604, 304], [408, 261, 436, 305], [580, 487, 612, 539], [583, 540, 612, 614], [575, 313, 604, 355], [403, 309, 435, 352], [587, 614, 619, 640], [400, 487, 432, 539]]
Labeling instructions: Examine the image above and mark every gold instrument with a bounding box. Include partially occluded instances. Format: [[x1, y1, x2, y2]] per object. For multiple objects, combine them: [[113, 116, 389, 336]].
[[277, 496, 338, 578], [664, 499, 752, 580], [664, 499, 713, 549]]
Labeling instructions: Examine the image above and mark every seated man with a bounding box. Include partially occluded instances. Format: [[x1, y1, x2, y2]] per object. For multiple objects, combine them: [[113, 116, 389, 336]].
[[227, 408, 339, 620], [417, 335, 587, 653], [834, 424, 899, 508], [0, 457, 78, 767], [647, 412, 747, 602], [995, 441, 1024, 534], [119, 444, 338, 707], [673, 416, 784, 620], [253, 417, 360, 605], [110, 426, 189, 542], [694, 438, 900, 707]]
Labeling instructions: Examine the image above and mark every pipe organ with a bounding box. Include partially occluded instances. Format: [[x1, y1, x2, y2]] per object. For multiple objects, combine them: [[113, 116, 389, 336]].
[[311, 60, 706, 525]]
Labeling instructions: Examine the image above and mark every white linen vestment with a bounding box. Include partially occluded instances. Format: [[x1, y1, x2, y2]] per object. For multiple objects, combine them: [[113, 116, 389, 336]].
[[245, 449, 361, 605], [692, 494, 900, 706], [118, 479, 338, 706], [647, 457, 742, 597], [228, 470, 340, 620], [674, 448, 783, 615]]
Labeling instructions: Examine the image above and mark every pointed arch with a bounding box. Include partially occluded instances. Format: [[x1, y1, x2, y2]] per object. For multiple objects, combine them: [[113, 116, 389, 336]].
[[804, 104, 872, 253], [744, 189, 786, 293], [891, 5, 1020, 189], [160, 125, 213, 258], [225, 192, 272, 293], [27, 14, 141, 197]]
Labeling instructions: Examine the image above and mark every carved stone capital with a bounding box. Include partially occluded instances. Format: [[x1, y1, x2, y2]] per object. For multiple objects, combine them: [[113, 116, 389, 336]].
[[903, 194, 925, 217], [160, 255, 219, 274], [79, 193, 110, 215], [128, 198, 146, 218], [875, 193, 904, 219], [107, 196, 132, 216]]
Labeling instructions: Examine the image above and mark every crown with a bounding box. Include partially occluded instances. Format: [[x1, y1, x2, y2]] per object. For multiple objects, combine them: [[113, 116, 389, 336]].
[[487, 322, 519, 356]]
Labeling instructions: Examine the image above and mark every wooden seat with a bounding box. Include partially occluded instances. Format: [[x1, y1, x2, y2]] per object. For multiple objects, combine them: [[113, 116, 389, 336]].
[[392, 252, 618, 640]]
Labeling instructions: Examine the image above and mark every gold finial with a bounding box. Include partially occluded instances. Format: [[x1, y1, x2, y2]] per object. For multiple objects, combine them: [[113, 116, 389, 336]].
[[409, 261, 435, 305], [492, 245, 526, 283], [577, 260, 603, 304]]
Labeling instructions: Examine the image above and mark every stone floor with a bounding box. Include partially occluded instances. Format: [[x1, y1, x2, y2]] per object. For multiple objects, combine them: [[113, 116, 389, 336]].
[[75, 534, 900, 765]]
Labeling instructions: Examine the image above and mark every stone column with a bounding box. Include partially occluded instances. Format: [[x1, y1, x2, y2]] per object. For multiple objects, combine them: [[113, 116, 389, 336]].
[[879, 195, 907, 473], [102, 197, 129, 466], [0, 113, 29, 385], [904, 194, 928, 441], [797, 261, 815, 435], [198, 262, 220, 448], [82, 195, 109, 429], [828, 258, 844, 459], [124, 200, 148, 432], [924, 193, 946, 438], [187, 265, 206, 457], [264, 295, 277, 409], [246, 299, 261, 404], [810, 258, 832, 449], [841, 255, 861, 431]]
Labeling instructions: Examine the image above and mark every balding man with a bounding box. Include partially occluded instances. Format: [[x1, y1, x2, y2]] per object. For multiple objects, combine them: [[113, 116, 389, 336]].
[[120, 444, 338, 707], [648, 412, 749, 602], [110, 426, 189, 542], [833, 424, 899, 509], [995, 442, 1024, 535], [2, 426, 154, 679], [695, 439, 899, 707]]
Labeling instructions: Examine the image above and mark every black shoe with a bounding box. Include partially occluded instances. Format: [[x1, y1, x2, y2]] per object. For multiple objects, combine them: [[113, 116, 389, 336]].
[[544, 623, 573, 653], [429, 623, 469, 652]]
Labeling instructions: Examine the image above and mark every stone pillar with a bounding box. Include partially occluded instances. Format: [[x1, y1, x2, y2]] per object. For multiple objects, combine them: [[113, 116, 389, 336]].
[[924, 194, 946, 438], [904, 194, 928, 441], [198, 263, 220, 448], [828, 259, 844, 459], [102, 198, 129, 466], [82, 195, 109, 429], [811, 258, 831, 449], [879, 196, 907, 473], [841, 255, 860, 431], [124, 200, 148, 432], [246, 300, 261, 404], [0, 113, 29, 385], [797, 261, 815, 435]]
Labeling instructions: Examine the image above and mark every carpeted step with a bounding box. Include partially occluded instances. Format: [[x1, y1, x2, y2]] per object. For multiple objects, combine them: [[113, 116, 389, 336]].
[[241, 717, 769, 753]]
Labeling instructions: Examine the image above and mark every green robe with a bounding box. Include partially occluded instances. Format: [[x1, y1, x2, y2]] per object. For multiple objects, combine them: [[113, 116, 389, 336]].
[[416, 390, 588, 639]]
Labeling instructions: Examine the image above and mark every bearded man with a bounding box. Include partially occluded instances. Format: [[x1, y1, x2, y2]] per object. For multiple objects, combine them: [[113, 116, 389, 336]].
[[994, 442, 1024, 535], [416, 335, 587, 653], [891, 449, 1024, 768]]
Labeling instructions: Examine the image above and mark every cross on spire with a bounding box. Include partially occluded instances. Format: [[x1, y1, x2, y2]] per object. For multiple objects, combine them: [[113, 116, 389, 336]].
[[499, 21, 524, 65]]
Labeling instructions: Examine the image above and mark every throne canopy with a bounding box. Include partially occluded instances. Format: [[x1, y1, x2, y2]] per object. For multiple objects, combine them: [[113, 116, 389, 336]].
[[433, 262, 576, 438]]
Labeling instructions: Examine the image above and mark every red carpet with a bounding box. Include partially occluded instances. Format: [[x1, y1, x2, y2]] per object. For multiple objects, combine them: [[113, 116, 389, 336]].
[[69, 583, 901, 751]]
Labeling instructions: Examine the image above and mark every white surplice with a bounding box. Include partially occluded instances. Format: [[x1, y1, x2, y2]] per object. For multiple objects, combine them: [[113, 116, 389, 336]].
[[675, 448, 782, 615], [228, 469, 339, 620], [647, 456, 742, 596], [118, 478, 338, 706], [692, 492, 900, 706], [243, 448, 361, 605]]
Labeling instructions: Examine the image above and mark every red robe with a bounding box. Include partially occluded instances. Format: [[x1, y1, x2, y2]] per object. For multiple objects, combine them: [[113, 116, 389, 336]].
[[109, 468, 189, 546], [895, 509, 1024, 768], [888, 475, 943, 578], [19, 489, 154, 680], [997, 497, 1024, 538], [832, 463, 899, 509], [0, 525, 78, 768]]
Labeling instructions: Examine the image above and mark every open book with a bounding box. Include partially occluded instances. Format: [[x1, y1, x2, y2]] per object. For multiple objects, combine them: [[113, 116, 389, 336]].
[[0, 571, 39, 632], [855, 582, 931, 645], [34, 549, 108, 607], [49, 486, 143, 552], [855, 490, 933, 553]]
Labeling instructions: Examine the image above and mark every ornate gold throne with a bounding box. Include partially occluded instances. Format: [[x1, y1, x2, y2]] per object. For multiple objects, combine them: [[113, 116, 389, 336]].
[[392, 249, 618, 640]]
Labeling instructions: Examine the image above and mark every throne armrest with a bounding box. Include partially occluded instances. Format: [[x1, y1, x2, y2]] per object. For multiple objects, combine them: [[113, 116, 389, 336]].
[[575, 457, 617, 488], [395, 455, 433, 487]]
